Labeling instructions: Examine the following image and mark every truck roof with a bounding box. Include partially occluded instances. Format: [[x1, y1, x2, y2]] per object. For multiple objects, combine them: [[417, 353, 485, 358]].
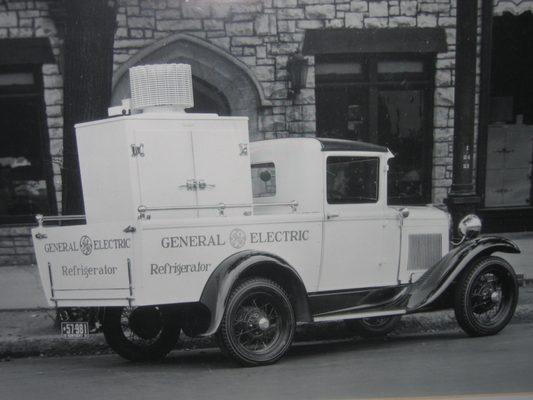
[[252, 137, 389, 153], [316, 138, 389, 153]]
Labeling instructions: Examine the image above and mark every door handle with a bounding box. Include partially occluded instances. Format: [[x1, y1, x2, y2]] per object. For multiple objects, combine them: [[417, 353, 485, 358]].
[[327, 213, 339, 220], [197, 179, 215, 190]]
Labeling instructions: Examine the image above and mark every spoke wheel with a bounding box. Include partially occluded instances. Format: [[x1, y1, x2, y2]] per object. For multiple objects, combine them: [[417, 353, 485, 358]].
[[218, 278, 295, 367], [454, 256, 518, 337], [346, 315, 401, 338], [102, 306, 180, 361]]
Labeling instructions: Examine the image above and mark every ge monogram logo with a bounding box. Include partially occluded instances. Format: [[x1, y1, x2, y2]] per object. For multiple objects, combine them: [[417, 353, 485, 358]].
[[229, 228, 246, 249], [79, 235, 93, 256]]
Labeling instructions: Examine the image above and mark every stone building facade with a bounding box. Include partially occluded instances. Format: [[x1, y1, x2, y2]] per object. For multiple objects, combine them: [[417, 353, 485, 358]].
[[1, 0, 533, 265]]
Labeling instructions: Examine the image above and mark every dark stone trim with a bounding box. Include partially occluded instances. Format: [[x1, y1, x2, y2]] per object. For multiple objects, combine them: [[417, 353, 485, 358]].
[[475, 0, 494, 204], [449, 1, 478, 196], [303, 28, 447, 55], [0, 38, 54, 66], [446, 0, 480, 232], [479, 208, 533, 233]]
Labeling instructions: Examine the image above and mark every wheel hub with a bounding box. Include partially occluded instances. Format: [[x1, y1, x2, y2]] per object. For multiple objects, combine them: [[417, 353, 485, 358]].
[[491, 290, 502, 304], [242, 307, 270, 332], [257, 316, 270, 331]]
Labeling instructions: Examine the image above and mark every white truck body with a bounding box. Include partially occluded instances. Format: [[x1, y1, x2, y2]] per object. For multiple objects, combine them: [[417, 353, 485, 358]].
[[32, 65, 520, 366], [32, 113, 449, 312]]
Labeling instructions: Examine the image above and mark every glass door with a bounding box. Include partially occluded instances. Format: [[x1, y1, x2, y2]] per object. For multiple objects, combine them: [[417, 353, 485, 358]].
[[378, 88, 430, 204], [316, 54, 435, 205]]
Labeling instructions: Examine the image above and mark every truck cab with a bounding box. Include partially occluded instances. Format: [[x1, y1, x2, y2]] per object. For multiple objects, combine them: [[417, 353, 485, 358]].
[[251, 137, 449, 291]]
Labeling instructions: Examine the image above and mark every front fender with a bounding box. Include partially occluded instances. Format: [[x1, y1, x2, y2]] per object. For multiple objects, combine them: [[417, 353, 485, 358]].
[[199, 250, 310, 336], [406, 236, 520, 312]]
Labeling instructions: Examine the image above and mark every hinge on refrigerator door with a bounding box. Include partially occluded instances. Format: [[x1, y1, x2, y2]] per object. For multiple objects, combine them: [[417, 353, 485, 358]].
[[130, 143, 145, 157], [239, 143, 248, 156]]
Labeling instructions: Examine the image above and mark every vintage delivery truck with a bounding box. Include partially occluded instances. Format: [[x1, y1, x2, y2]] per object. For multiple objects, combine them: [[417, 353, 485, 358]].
[[32, 64, 520, 366]]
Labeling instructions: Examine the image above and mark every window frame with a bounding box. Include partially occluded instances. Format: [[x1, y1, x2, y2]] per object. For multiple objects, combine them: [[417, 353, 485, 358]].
[[0, 64, 57, 225], [316, 52, 435, 205], [326, 155, 381, 205], [251, 162, 277, 198]]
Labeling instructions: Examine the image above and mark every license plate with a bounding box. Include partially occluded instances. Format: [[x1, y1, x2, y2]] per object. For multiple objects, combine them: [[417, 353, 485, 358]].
[[61, 322, 89, 339]]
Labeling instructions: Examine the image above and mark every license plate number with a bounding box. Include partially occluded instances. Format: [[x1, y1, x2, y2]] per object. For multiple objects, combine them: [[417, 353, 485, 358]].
[[61, 322, 89, 339]]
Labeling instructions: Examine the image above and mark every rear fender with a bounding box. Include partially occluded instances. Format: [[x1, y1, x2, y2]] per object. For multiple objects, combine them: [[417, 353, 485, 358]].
[[199, 250, 311, 336], [406, 236, 520, 312]]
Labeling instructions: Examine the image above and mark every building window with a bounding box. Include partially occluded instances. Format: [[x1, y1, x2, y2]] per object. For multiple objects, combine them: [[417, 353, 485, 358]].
[[316, 54, 434, 205], [251, 163, 276, 197], [326, 156, 379, 204], [0, 65, 55, 224], [483, 12, 533, 209]]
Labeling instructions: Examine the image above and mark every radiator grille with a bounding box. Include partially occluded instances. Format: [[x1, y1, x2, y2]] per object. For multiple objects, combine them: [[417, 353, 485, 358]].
[[407, 233, 442, 271]]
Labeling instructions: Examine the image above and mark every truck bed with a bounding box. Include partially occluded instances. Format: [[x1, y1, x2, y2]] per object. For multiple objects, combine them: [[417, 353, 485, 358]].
[[32, 214, 323, 308]]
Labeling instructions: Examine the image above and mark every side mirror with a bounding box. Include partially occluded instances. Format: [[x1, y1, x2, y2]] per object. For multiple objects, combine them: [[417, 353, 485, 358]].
[[458, 214, 482, 239]]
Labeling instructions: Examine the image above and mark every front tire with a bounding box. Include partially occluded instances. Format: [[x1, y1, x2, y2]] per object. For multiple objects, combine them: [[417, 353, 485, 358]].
[[454, 256, 518, 337], [346, 315, 401, 338], [102, 306, 181, 361], [217, 278, 295, 367]]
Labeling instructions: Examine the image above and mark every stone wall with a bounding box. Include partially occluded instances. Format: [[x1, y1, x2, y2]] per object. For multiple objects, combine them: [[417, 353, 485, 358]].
[[0, 0, 459, 265], [3, 0, 533, 267], [113, 0, 458, 204], [0, 226, 35, 266]]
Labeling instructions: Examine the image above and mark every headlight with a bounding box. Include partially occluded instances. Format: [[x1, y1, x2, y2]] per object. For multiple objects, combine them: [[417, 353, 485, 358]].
[[458, 214, 482, 238]]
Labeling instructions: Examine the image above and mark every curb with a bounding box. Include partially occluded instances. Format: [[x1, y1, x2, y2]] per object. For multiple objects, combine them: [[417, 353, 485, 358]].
[[1, 303, 532, 360]]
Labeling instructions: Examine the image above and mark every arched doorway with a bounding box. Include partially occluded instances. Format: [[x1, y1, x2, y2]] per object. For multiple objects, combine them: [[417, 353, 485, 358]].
[[111, 33, 271, 139], [191, 77, 230, 115]]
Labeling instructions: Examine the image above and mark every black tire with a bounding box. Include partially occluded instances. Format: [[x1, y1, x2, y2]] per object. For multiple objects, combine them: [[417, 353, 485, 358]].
[[346, 315, 401, 338], [454, 256, 518, 337], [102, 306, 181, 361], [217, 278, 295, 367]]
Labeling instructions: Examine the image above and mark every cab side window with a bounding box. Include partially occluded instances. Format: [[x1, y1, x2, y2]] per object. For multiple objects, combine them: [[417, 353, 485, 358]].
[[251, 162, 276, 197], [327, 156, 379, 204]]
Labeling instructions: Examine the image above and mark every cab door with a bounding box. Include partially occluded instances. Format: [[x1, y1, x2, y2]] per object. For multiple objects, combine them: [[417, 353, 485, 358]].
[[318, 154, 399, 291]]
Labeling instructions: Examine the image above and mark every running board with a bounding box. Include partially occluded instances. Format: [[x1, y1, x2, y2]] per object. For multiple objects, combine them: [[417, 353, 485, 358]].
[[313, 309, 406, 323]]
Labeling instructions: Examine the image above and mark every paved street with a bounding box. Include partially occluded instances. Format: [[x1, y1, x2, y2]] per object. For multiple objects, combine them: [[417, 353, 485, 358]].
[[1, 323, 532, 400]]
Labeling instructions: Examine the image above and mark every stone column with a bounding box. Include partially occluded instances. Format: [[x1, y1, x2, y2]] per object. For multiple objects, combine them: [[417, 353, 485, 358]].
[[61, 0, 117, 215]]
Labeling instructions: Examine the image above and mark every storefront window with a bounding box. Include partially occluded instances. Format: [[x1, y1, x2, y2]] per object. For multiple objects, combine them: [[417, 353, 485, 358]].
[[316, 54, 434, 205], [0, 66, 55, 223]]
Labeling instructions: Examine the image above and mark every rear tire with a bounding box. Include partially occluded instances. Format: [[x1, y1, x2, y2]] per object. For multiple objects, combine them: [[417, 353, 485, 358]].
[[454, 256, 518, 337], [102, 306, 181, 361], [217, 278, 295, 367], [346, 315, 401, 338]]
